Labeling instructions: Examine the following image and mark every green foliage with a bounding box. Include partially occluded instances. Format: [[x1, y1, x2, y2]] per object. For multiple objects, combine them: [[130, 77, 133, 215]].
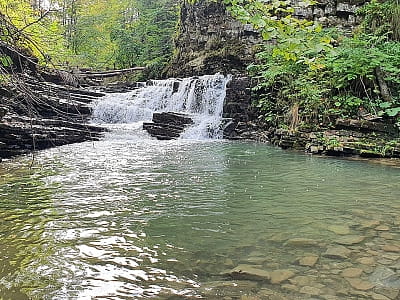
[[0, 55, 12, 67], [0, 0, 67, 65], [110, 0, 178, 77], [1, 0, 178, 76], [225, 0, 400, 129]]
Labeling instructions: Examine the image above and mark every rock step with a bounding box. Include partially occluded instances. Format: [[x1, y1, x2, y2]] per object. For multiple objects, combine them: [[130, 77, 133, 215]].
[[143, 112, 194, 140]]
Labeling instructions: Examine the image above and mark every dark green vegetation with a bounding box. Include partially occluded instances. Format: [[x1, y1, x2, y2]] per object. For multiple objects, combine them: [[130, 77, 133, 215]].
[[223, 0, 400, 132]]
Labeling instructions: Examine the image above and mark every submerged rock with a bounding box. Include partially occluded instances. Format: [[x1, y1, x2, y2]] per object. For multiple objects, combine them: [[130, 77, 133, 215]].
[[328, 225, 351, 235], [346, 278, 375, 291], [369, 266, 400, 288], [323, 246, 351, 259], [298, 255, 319, 267], [285, 238, 318, 247], [335, 235, 366, 246], [341, 268, 363, 278], [269, 269, 295, 284], [226, 264, 270, 281]]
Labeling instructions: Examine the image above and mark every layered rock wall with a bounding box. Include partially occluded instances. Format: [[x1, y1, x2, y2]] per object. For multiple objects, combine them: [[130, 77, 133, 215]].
[[167, 0, 259, 78]]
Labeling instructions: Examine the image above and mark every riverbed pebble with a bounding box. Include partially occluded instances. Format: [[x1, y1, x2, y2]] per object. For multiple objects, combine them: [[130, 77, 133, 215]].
[[346, 278, 375, 290], [341, 267, 363, 278], [285, 238, 318, 247], [375, 225, 390, 231], [328, 225, 350, 235], [357, 257, 376, 265], [335, 235, 366, 246], [270, 269, 295, 284], [382, 244, 400, 253], [299, 285, 322, 296], [227, 264, 270, 281], [323, 245, 351, 259], [298, 255, 319, 267]]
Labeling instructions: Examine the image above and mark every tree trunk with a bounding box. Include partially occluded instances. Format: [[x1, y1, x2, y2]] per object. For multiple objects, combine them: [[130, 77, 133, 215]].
[[375, 67, 392, 102]]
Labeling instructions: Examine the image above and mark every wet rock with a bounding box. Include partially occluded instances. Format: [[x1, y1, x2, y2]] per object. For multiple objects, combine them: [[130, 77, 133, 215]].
[[299, 286, 322, 296], [335, 235, 366, 246], [360, 220, 380, 229], [341, 268, 363, 278], [371, 293, 391, 300], [382, 253, 400, 261], [382, 245, 400, 253], [281, 284, 297, 292], [374, 286, 400, 299], [199, 280, 258, 299], [380, 232, 395, 240], [369, 266, 400, 288], [376, 225, 390, 231], [269, 269, 295, 284], [226, 264, 270, 281], [328, 225, 350, 235], [289, 275, 317, 286], [143, 112, 194, 140], [285, 238, 318, 247], [357, 256, 376, 266], [257, 288, 289, 300], [346, 278, 375, 290], [378, 258, 395, 265], [323, 245, 351, 259], [298, 255, 319, 267]]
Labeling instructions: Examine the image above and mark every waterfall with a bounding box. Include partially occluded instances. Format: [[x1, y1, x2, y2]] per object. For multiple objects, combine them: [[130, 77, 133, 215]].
[[92, 73, 231, 139]]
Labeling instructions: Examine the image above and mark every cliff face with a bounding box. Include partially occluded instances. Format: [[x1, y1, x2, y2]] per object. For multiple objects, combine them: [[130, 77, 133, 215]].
[[167, 0, 366, 78], [166, 0, 259, 77]]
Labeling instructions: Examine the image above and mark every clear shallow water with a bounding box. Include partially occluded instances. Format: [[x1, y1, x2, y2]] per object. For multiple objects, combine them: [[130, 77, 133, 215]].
[[0, 125, 399, 299]]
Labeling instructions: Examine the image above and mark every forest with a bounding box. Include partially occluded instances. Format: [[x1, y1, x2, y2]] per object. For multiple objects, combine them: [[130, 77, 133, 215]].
[[0, 0, 179, 78]]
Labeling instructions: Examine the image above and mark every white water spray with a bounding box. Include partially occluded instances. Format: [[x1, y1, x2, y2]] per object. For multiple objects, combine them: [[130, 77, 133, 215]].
[[92, 73, 231, 139]]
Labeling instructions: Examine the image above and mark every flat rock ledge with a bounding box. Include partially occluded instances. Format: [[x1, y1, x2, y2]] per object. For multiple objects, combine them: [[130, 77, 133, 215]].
[[0, 74, 106, 160], [228, 118, 400, 159], [143, 112, 194, 140]]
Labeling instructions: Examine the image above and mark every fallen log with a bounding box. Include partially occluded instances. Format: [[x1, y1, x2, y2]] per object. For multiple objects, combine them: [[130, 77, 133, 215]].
[[78, 67, 146, 78]]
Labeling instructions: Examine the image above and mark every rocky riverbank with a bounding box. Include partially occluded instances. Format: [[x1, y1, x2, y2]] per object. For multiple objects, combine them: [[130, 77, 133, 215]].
[[0, 74, 107, 160], [220, 76, 400, 159]]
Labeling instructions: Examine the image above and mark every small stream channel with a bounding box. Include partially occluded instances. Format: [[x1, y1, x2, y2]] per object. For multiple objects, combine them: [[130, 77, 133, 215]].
[[0, 75, 399, 299]]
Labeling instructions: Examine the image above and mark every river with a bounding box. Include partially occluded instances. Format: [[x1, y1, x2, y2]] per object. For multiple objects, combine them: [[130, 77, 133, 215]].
[[0, 75, 399, 299]]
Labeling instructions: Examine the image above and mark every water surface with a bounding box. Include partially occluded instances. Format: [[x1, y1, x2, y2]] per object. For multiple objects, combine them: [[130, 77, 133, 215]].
[[0, 125, 399, 299]]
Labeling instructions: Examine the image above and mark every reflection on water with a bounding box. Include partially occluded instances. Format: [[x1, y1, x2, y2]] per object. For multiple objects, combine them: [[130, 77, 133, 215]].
[[0, 127, 399, 299]]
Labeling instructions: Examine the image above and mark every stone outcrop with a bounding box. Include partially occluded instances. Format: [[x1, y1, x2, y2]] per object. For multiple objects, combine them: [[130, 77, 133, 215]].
[[0, 74, 106, 160], [166, 0, 259, 78], [143, 112, 194, 140], [269, 120, 400, 158]]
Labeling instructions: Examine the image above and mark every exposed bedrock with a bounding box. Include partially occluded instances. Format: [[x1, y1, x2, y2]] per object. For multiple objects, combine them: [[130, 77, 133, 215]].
[[0, 74, 107, 160]]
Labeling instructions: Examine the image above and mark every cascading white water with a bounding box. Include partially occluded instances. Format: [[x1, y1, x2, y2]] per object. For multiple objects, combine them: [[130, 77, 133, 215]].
[[92, 73, 231, 139]]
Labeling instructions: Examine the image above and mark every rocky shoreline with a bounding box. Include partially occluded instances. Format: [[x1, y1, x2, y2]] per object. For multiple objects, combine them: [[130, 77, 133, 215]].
[[0, 74, 107, 161], [220, 76, 400, 160]]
